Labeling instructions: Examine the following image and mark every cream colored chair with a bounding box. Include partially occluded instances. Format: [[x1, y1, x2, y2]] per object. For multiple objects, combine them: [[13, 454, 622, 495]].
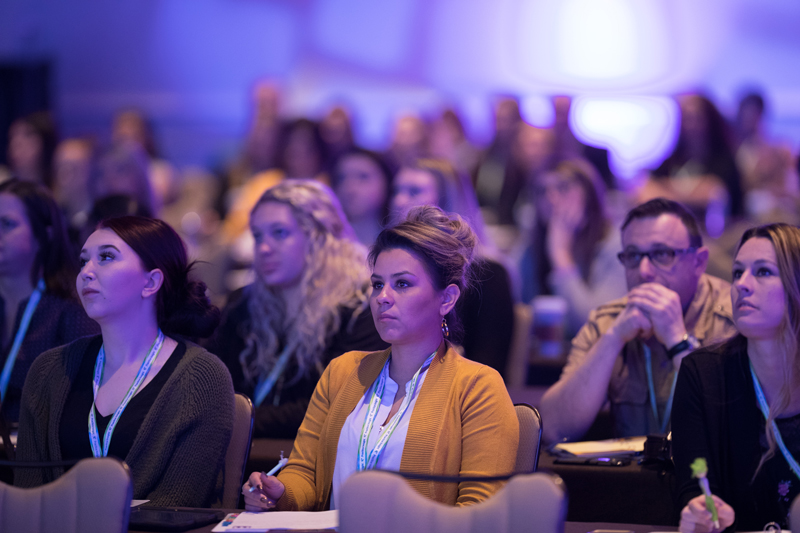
[[339, 470, 566, 533], [219, 392, 254, 508], [0, 457, 132, 533], [514, 403, 542, 473]]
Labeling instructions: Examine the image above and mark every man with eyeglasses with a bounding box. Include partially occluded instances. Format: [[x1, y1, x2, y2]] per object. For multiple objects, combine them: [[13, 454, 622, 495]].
[[540, 198, 736, 443]]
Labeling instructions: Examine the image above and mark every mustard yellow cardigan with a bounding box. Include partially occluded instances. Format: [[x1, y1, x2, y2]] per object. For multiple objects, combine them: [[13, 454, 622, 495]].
[[275, 342, 519, 510]]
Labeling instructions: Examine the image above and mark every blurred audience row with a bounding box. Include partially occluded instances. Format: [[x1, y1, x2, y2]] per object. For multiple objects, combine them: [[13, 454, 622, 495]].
[[1, 85, 798, 372]]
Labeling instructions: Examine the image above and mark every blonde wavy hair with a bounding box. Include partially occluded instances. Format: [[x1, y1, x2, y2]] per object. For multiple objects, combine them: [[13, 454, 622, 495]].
[[736, 223, 800, 476], [241, 179, 370, 384]]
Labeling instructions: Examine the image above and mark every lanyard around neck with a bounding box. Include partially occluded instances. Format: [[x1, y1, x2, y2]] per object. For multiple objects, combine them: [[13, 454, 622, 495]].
[[643, 344, 679, 435], [88, 330, 165, 458], [357, 351, 435, 472], [749, 360, 800, 481], [253, 344, 294, 407], [0, 279, 46, 400]]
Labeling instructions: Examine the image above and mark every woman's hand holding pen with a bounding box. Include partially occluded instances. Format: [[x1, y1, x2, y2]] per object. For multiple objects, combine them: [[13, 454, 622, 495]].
[[680, 495, 735, 533], [242, 471, 286, 511]]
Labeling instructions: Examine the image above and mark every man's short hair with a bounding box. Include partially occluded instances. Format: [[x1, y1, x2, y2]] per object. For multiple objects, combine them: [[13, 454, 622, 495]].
[[621, 198, 703, 248]]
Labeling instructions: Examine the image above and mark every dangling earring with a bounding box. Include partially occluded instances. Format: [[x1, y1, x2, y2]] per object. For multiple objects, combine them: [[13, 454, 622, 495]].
[[441, 317, 449, 338]]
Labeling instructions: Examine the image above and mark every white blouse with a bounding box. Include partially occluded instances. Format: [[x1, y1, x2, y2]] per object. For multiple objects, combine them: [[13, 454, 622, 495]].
[[330, 365, 430, 509]]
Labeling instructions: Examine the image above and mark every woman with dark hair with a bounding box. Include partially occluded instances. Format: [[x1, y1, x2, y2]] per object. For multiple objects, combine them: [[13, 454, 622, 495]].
[[242, 206, 518, 511], [5, 111, 58, 188], [0, 180, 98, 423], [641, 93, 744, 220], [673, 223, 800, 531], [15, 216, 234, 508], [521, 158, 626, 334], [332, 148, 393, 246], [208, 180, 387, 439]]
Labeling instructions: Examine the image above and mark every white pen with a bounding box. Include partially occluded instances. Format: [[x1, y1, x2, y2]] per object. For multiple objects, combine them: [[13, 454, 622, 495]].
[[249, 451, 288, 492]]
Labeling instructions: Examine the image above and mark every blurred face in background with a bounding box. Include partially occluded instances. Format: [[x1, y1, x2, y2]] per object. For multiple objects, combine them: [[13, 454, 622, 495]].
[[0, 193, 38, 278], [8, 121, 42, 176], [391, 168, 439, 220], [54, 139, 93, 206], [250, 201, 309, 290], [533, 170, 586, 224], [335, 154, 388, 221]]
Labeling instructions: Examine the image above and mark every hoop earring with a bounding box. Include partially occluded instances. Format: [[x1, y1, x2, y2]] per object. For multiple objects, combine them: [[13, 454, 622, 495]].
[[441, 317, 449, 338]]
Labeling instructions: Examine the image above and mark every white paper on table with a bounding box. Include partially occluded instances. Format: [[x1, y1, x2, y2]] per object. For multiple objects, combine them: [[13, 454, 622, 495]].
[[211, 510, 338, 531], [552, 436, 647, 457], [130, 500, 150, 507]]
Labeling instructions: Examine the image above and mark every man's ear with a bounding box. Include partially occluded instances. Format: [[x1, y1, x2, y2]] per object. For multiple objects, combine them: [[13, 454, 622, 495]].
[[694, 246, 710, 275], [142, 269, 164, 299], [440, 284, 461, 317]]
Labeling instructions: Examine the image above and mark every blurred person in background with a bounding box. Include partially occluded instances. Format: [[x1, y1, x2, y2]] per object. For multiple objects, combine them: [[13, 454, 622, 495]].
[[429, 108, 479, 179], [207, 180, 387, 439], [112, 108, 178, 211], [391, 158, 514, 376], [88, 142, 156, 221], [473, 96, 523, 226], [520, 159, 626, 336], [384, 113, 428, 175], [640, 93, 744, 224], [52, 137, 95, 235], [2, 111, 58, 189], [332, 148, 393, 247], [0, 180, 98, 424], [320, 105, 356, 172]]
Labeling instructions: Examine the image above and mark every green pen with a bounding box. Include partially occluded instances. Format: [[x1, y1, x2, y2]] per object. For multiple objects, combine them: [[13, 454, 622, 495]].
[[691, 458, 720, 529]]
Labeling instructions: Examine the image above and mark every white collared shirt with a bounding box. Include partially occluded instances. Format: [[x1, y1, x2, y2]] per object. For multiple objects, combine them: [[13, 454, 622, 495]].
[[330, 367, 429, 509]]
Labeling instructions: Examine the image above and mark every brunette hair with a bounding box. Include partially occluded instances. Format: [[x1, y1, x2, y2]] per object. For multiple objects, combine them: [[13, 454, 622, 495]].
[[369, 205, 477, 332], [243, 180, 370, 383], [97, 216, 220, 338], [533, 158, 609, 288], [736, 223, 800, 475], [11, 111, 58, 188], [622, 197, 703, 248], [0, 179, 77, 298]]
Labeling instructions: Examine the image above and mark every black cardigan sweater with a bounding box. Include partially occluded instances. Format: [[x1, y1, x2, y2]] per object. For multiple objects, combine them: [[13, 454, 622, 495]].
[[673, 334, 800, 530]]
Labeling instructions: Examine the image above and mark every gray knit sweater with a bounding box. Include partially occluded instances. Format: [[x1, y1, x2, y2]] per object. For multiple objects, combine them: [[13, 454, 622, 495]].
[[14, 335, 235, 508]]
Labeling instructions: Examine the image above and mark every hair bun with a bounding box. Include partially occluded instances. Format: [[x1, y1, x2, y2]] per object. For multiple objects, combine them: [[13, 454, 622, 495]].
[[162, 277, 221, 339], [404, 205, 478, 265]]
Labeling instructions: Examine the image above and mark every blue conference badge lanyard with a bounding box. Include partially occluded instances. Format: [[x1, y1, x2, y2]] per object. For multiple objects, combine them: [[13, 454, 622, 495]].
[[88, 330, 165, 458], [643, 344, 679, 435], [749, 361, 800, 481], [356, 351, 435, 472], [253, 344, 294, 408], [0, 279, 46, 400]]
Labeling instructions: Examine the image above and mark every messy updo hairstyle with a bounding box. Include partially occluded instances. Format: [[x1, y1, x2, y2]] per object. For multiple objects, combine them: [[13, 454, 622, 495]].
[[97, 216, 220, 338], [369, 205, 477, 336]]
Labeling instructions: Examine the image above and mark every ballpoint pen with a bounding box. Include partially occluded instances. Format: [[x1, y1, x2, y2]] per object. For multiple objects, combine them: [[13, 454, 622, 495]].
[[249, 451, 289, 492]]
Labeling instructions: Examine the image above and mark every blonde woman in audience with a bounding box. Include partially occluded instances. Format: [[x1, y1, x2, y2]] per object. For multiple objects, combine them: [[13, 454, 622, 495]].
[[242, 206, 518, 510], [207, 180, 387, 439], [673, 223, 800, 531]]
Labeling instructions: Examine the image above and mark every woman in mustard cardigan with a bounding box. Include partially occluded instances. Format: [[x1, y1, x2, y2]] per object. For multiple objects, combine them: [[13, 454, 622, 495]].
[[242, 205, 519, 510]]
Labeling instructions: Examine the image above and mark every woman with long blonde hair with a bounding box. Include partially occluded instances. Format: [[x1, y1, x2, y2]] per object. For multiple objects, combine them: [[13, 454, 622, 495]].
[[673, 223, 800, 532], [208, 180, 387, 438]]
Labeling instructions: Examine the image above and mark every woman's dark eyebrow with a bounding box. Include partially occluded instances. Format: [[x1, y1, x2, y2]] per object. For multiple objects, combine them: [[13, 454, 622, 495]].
[[98, 244, 121, 252]]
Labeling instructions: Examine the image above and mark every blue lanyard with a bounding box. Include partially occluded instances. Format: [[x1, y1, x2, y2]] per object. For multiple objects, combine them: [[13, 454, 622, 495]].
[[88, 330, 165, 458], [253, 345, 294, 408], [749, 361, 800, 481], [643, 344, 679, 434], [0, 279, 45, 400], [357, 351, 435, 472]]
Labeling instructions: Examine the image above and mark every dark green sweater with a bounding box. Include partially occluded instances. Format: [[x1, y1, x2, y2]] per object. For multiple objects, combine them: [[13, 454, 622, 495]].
[[14, 335, 234, 507]]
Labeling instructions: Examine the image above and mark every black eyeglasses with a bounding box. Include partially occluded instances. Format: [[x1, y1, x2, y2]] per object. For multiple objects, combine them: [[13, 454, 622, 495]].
[[617, 247, 697, 269]]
